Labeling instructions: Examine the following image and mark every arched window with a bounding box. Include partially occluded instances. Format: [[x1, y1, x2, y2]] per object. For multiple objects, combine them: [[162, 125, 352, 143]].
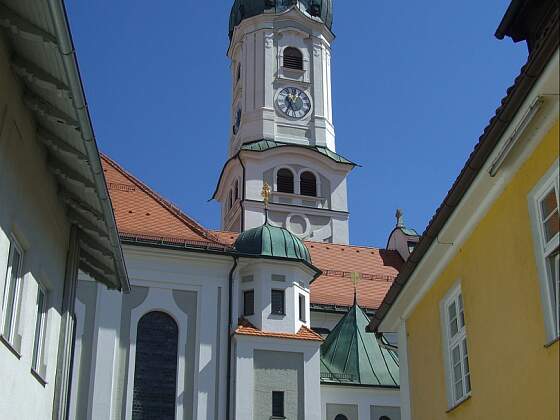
[[335, 415, 349, 420], [379, 417, 391, 420], [300, 171, 317, 197], [276, 168, 294, 194], [228, 189, 233, 210], [132, 312, 178, 420], [234, 180, 240, 201], [283, 47, 303, 70], [236, 63, 241, 83]]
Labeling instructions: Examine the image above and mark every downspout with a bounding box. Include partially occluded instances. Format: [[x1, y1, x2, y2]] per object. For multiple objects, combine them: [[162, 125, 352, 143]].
[[226, 256, 238, 420], [238, 155, 246, 232]]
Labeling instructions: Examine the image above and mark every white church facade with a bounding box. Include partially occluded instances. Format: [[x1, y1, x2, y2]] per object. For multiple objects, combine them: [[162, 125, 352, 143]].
[[0, 1, 420, 420]]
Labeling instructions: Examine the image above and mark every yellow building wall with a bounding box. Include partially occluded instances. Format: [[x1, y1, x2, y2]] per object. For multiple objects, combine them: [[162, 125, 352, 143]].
[[406, 121, 559, 420]]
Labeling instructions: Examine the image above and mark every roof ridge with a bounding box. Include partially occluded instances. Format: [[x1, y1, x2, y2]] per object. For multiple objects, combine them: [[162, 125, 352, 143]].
[[101, 154, 226, 247]]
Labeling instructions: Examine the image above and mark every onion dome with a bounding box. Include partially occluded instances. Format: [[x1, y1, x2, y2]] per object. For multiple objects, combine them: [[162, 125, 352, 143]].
[[233, 223, 312, 263], [229, 0, 334, 38]]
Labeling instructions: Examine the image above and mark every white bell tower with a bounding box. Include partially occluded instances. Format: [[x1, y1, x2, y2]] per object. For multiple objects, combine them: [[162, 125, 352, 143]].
[[214, 1, 355, 245]]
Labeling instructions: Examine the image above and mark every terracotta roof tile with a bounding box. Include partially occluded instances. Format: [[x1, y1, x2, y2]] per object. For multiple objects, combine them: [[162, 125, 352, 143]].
[[102, 155, 228, 249], [235, 319, 323, 341]]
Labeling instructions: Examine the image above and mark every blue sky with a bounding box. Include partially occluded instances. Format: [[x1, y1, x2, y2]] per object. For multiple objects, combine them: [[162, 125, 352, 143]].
[[65, 1, 527, 248]]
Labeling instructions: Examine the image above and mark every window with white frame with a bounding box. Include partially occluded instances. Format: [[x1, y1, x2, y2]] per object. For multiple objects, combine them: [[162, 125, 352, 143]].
[[1, 239, 24, 349], [442, 285, 471, 406], [529, 162, 560, 341], [32, 284, 48, 378]]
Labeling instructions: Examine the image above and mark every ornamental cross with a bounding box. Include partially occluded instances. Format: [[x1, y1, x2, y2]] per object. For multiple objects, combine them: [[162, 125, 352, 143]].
[[261, 182, 271, 207]]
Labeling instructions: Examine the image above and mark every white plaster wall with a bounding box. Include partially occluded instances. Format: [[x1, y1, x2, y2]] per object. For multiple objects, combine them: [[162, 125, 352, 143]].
[[75, 246, 233, 420], [228, 8, 335, 152], [321, 385, 400, 420], [234, 335, 322, 420], [310, 311, 344, 332], [236, 260, 313, 335], [0, 35, 71, 420]]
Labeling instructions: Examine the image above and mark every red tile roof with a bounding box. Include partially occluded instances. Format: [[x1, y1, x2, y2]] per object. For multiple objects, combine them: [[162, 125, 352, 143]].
[[236, 319, 323, 341], [102, 155, 228, 250], [102, 156, 402, 311]]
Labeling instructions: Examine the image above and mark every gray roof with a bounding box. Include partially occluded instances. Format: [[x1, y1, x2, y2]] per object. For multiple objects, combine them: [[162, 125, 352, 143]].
[[0, 0, 129, 291]]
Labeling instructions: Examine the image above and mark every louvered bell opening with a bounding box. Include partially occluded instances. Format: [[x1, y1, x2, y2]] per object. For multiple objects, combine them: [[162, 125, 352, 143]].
[[277, 169, 294, 193], [283, 47, 303, 70], [300, 171, 317, 197]]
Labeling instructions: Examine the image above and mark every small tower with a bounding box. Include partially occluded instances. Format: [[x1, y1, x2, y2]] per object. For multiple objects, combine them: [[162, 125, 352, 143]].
[[387, 209, 420, 261], [214, 0, 356, 245], [230, 186, 323, 419]]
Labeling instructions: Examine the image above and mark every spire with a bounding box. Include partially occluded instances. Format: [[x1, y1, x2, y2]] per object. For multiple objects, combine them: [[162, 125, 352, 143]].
[[395, 208, 405, 228], [319, 297, 400, 387]]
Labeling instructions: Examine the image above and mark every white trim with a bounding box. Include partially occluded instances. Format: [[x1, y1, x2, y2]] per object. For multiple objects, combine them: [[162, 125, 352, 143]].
[[1, 236, 24, 346], [125, 287, 190, 420], [528, 159, 560, 342], [286, 212, 311, 238], [440, 282, 471, 409], [31, 281, 48, 377]]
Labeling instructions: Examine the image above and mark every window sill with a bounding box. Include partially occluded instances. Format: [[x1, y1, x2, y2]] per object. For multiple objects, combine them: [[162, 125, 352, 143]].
[[270, 417, 286, 420], [31, 368, 47, 387], [0, 335, 21, 359], [270, 312, 286, 317], [446, 394, 471, 413]]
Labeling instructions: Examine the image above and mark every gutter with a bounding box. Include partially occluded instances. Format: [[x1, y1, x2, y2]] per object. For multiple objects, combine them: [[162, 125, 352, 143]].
[[46, 0, 130, 292], [367, 8, 559, 333]]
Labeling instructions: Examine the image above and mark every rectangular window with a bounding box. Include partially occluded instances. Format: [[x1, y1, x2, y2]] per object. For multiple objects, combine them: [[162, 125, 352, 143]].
[[32, 285, 48, 375], [272, 391, 284, 418], [271, 290, 285, 316], [299, 294, 306, 322], [1, 240, 23, 347], [442, 285, 471, 407], [243, 290, 254, 317], [529, 162, 560, 342]]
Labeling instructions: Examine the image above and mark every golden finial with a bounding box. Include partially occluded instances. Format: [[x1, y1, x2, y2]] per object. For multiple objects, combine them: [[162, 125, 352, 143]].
[[351, 272, 360, 305], [261, 182, 271, 207]]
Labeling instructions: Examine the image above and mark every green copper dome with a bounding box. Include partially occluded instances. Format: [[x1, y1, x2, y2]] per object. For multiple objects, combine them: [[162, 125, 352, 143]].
[[229, 0, 334, 38], [233, 223, 312, 263]]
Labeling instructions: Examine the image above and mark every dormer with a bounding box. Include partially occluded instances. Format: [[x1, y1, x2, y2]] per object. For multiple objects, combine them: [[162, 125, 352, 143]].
[[387, 209, 420, 261]]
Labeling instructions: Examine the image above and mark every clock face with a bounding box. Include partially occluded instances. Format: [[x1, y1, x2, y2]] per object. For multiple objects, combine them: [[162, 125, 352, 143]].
[[276, 87, 311, 119]]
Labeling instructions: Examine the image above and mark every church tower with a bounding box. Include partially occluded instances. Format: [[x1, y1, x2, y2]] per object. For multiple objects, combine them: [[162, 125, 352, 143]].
[[214, 0, 356, 244]]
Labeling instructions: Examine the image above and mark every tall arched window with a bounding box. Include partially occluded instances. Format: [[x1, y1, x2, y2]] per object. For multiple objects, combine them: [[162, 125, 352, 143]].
[[335, 415, 349, 420], [283, 47, 303, 70], [132, 312, 178, 420], [277, 168, 294, 194], [234, 180, 240, 201], [300, 171, 317, 197], [236, 63, 241, 83]]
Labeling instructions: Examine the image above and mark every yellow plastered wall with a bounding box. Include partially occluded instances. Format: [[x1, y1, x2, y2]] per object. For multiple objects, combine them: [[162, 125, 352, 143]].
[[406, 121, 559, 420]]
